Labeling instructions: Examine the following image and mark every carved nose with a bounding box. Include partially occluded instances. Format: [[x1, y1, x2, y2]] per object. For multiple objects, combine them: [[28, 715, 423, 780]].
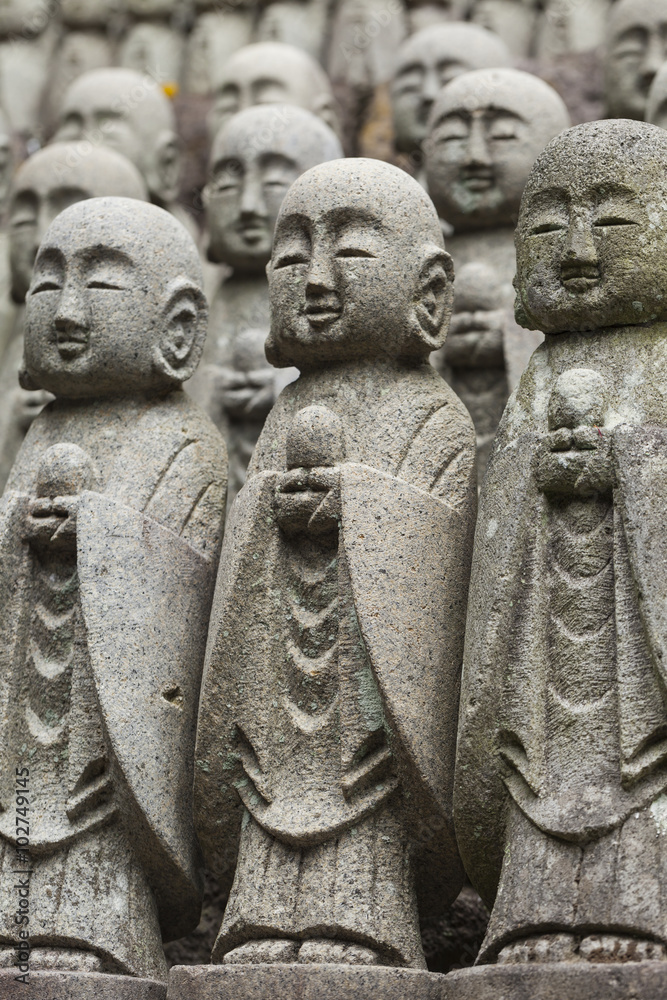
[[240, 178, 267, 219], [466, 122, 491, 166], [54, 284, 87, 333], [564, 216, 597, 264], [305, 251, 336, 294]]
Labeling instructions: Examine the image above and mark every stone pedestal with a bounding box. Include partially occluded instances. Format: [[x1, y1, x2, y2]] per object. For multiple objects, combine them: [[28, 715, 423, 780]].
[[0, 970, 166, 998], [167, 964, 448, 1000], [443, 961, 667, 1000]]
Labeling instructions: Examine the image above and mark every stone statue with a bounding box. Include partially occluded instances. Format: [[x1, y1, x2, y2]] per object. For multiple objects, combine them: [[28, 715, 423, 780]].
[[257, 0, 330, 62], [604, 0, 667, 121], [407, 0, 469, 35], [645, 59, 667, 131], [191, 104, 342, 507], [0, 144, 148, 492], [184, 0, 256, 97], [450, 119, 667, 1000], [186, 158, 476, 1000], [120, 0, 187, 87], [469, 0, 537, 58], [46, 0, 121, 133], [425, 67, 570, 478], [207, 41, 340, 145], [0, 0, 60, 140], [534, 0, 611, 59], [0, 197, 227, 995], [54, 68, 195, 239], [390, 23, 512, 164]]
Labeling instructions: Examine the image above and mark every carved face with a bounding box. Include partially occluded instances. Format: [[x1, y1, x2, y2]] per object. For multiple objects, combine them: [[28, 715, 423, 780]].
[[209, 44, 329, 140], [0, 0, 49, 36], [515, 124, 667, 334], [24, 199, 204, 398], [55, 70, 179, 205], [425, 69, 570, 231], [267, 161, 449, 368], [204, 105, 342, 272], [605, 0, 667, 119], [391, 25, 511, 154]]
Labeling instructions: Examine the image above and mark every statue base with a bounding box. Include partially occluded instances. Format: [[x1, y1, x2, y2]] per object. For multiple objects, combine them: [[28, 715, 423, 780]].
[[0, 969, 166, 998], [167, 963, 447, 1000], [444, 960, 667, 999]]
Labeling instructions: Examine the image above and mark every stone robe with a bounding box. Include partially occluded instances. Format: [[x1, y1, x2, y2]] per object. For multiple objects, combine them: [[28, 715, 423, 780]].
[[456, 322, 667, 960]]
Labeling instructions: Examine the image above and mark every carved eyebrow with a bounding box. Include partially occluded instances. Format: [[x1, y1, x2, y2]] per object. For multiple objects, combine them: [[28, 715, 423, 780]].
[[395, 61, 424, 78], [591, 182, 637, 201], [258, 152, 298, 172], [33, 246, 65, 269], [484, 108, 526, 123], [324, 206, 384, 229], [79, 247, 135, 270]]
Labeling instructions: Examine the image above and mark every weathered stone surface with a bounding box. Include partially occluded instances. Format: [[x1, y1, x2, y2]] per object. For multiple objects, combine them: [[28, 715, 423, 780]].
[[456, 119, 667, 984], [184, 3, 255, 98], [208, 42, 340, 144], [425, 67, 569, 479], [469, 0, 537, 59], [120, 0, 186, 86], [0, 970, 166, 998], [0, 197, 227, 976], [603, 0, 667, 120], [444, 961, 667, 999], [391, 23, 512, 159], [0, 143, 148, 492], [167, 963, 448, 1000], [191, 104, 341, 507], [195, 157, 476, 970]]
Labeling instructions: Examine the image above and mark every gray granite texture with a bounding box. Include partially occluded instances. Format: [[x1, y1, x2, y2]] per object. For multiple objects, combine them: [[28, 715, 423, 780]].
[[444, 961, 667, 999], [455, 119, 667, 987], [0, 197, 227, 977], [425, 67, 569, 480], [207, 42, 341, 145], [191, 104, 342, 507], [391, 23, 513, 158], [167, 963, 449, 999], [195, 157, 477, 970], [604, 0, 667, 120], [0, 143, 148, 492], [0, 970, 166, 998]]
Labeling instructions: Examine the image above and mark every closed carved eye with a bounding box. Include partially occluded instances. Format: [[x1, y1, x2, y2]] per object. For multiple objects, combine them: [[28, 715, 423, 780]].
[[336, 247, 376, 258], [530, 222, 566, 235], [274, 252, 308, 268], [32, 279, 61, 293], [594, 216, 639, 227], [87, 280, 125, 290]]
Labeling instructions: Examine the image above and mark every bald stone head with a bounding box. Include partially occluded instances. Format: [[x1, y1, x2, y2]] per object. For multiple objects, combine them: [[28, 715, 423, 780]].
[[205, 104, 342, 273], [9, 143, 148, 304], [514, 120, 667, 336], [425, 67, 570, 232], [391, 23, 512, 155], [24, 197, 207, 399], [0, 0, 50, 36], [604, 0, 667, 120], [209, 42, 339, 142], [54, 68, 181, 207], [60, 0, 123, 26], [267, 158, 453, 369]]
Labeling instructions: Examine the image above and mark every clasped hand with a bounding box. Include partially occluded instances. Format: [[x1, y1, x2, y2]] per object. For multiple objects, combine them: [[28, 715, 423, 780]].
[[274, 466, 341, 540], [535, 426, 614, 498], [24, 495, 79, 551]]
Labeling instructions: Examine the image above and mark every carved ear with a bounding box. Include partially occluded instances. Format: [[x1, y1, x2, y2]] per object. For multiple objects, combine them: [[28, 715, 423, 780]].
[[153, 130, 181, 205], [18, 362, 41, 391], [412, 249, 454, 352], [154, 279, 208, 385]]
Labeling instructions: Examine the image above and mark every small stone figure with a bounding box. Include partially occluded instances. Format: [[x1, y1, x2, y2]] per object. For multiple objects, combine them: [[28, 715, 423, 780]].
[[192, 104, 342, 506], [207, 41, 340, 145], [54, 68, 195, 238], [120, 0, 187, 87], [604, 0, 667, 121], [188, 158, 476, 1000], [391, 23, 512, 163], [184, 0, 256, 97], [451, 119, 667, 1000], [425, 67, 570, 479], [0, 197, 227, 993], [0, 0, 60, 140], [257, 0, 330, 62], [0, 143, 148, 491], [534, 0, 611, 59], [469, 0, 537, 59]]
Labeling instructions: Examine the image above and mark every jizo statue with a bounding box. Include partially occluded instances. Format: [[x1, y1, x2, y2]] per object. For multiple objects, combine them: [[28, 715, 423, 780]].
[[0, 0, 60, 140], [451, 119, 667, 1000], [469, 0, 538, 58], [0, 144, 149, 492], [604, 0, 667, 120], [120, 0, 187, 87], [425, 67, 570, 478], [183, 0, 256, 98], [187, 158, 476, 1000], [207, 42, 340, 145], [191, 104, 342, 506], [0, 197, 227, 992]]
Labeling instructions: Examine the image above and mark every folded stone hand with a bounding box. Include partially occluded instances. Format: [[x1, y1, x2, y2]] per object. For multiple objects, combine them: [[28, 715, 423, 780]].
[[24, 494, 80, 551], [274, 466, 341, 540], [535, 426, 614, 498]]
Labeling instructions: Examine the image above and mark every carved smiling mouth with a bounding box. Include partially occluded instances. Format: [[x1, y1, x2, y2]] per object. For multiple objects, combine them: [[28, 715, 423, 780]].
[[461, 168, 494, 192], [561, 263, 600, 292], [303, 299, 343, 329], [56, 329, 89, 360]]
